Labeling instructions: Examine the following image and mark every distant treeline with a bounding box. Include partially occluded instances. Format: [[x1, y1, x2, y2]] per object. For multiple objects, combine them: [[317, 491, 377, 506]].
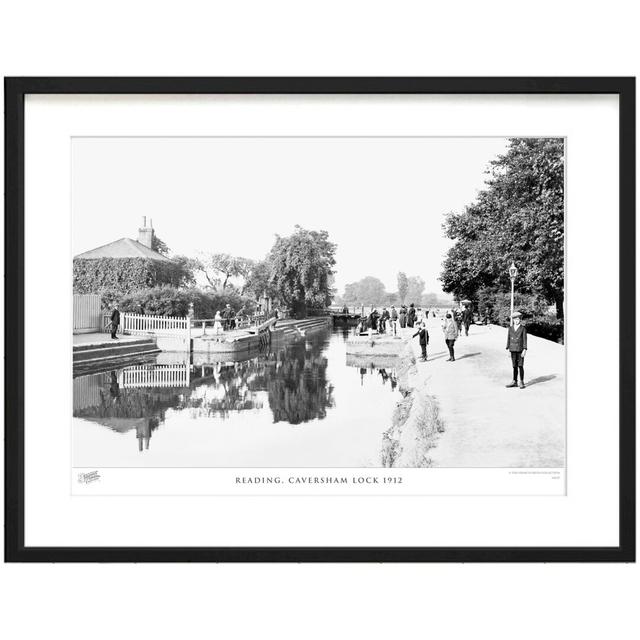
[[334, 273, 452, 308]]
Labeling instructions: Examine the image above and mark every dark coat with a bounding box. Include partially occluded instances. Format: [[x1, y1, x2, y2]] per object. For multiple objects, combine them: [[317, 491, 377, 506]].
[[413, 327, 429, 345], [110, 309, 120, 325], [506, 324, 528, 352]]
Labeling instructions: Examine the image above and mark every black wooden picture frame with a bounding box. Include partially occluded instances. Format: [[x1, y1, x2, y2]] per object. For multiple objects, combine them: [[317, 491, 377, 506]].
[[4, 77, 635, 562]]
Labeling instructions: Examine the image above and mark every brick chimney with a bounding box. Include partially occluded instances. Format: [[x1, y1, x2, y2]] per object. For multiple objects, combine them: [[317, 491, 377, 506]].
[[138, 216, 154, 248]]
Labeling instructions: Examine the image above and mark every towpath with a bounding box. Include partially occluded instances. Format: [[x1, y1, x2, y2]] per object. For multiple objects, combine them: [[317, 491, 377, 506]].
[[404, 316, 565, 467]]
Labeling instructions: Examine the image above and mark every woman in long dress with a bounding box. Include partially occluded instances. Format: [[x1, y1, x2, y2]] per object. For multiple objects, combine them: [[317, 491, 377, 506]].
[[213, 310, 223, 334]]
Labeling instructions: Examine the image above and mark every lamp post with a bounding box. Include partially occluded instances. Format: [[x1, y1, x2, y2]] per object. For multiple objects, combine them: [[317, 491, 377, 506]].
[[508, 262, 518, 324]]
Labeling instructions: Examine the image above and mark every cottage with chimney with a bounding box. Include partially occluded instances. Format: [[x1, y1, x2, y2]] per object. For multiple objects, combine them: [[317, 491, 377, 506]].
[[73, 218, 183, 301]]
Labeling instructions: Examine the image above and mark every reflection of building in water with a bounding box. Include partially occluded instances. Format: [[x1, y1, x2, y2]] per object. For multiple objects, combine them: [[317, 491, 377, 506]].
[[74, 332, 337, 440], [136, 417, 158, 451], [73, 367, 187, 452]]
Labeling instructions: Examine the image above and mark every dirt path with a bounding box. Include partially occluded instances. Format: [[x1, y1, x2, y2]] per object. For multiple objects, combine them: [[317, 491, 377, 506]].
[[403, 316, 565, 467]]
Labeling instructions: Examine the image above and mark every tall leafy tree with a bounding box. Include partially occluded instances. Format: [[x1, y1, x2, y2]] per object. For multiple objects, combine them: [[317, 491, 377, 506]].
[[440, 138, 564, 317], [243, 258, 274, 299], [397, 272, 408, 304], [171, 255, 198, 287], [343, 276, 387, 306], [269, 226, 336, 317], [405, 276, 425, 305], [195, 253, 254, 291]]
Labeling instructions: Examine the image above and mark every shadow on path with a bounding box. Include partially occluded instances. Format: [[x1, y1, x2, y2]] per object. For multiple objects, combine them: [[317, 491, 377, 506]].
[[455, 352, 481, 360], [525, 374, 557, 387]]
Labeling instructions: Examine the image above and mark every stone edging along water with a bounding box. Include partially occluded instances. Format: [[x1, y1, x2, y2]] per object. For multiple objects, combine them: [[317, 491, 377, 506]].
[[381, 342, 445, 468]]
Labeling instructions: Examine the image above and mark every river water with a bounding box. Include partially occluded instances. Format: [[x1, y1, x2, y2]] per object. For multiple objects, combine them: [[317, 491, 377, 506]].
[[73, 327, 402, 467]]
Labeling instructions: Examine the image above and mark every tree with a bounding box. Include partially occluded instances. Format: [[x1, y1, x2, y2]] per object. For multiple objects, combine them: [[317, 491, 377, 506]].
[[342, 276, 387, 306], [440, 138, 564, 317], [422, 292, 439, 307], [397, 272, 408, 304], [194, 253, 254, 291], [405, 276, 425, 305], [151, 235, 171, 256], [171, 255, 197, 287], [243, 258, 274, 300], [268, 226, 337, 317]]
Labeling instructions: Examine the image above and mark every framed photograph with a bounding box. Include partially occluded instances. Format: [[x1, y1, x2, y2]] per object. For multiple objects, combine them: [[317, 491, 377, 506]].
[[4, 77, 635, 562]]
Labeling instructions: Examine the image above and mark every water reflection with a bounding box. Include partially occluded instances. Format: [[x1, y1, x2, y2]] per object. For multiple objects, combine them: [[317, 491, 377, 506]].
[[356, 364, 398, 390], [73, 328, 400, 466], [73, 367, 185, 451], [74, 333, 336, 443]]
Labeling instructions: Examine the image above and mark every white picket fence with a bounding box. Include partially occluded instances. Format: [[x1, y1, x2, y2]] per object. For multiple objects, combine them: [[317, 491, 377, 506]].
[[121, 312, 190, 339], [120, 364, 190, 388]]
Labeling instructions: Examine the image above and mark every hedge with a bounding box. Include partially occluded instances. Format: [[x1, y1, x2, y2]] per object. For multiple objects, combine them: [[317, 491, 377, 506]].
[[119, 286, 192, 316], [525, 319, 564, 344], [475, 286, 563, 344], [189, 289, 256, 318], [116, 286, 257, 318]]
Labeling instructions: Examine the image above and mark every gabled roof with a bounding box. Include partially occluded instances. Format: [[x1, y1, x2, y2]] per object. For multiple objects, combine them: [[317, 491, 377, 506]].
[[74, 238, 172, 262]]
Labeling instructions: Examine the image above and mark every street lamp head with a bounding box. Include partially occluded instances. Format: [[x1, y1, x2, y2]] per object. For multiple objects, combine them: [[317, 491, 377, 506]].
[[508, 262, 518, 280]]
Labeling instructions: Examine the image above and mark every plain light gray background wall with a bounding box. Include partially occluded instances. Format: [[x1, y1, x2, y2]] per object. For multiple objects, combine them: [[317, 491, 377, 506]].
[[1, 1, 637, 639]]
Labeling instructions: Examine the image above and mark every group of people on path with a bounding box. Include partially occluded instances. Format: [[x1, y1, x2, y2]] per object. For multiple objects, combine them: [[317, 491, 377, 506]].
[[213, 304, 240, 334], [409, 307, 529, 389], [357, 303, 436, 337], [410, 311, 459, 363]]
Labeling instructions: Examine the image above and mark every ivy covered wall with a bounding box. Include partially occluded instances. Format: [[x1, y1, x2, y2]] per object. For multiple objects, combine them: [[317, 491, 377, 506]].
[[73, 257, 186, 307]]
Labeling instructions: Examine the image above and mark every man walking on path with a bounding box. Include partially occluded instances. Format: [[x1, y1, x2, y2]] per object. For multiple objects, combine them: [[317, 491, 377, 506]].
[[399, 305, 407, 328], [407, 303, 416, 328], [413, 322, 429, 361], [442, 312, 458, 361], [505, 311, 527, 388], [368, 308, 380, 334], [110, 303, 120, 340], [390, 305, 398, 335], [454, 308, 463, 334], [380, 307, 390, 334], [462, 305, 473, 336]]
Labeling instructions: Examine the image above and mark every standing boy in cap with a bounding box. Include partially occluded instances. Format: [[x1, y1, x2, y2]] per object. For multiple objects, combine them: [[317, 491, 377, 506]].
[[413, 322, 429, 361], [505, 312, 527, 388]]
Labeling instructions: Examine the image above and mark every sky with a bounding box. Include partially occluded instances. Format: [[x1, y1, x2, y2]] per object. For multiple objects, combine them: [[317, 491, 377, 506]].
[[72, 136, 509, 295]]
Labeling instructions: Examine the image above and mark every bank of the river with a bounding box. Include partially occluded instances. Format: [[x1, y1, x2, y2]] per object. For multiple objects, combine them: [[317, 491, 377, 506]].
[[381, 317, 565, 468], [381, 340, 445, 468]]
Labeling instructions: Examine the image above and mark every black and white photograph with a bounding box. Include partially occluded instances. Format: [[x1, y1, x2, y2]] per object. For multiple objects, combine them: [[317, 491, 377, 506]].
[[6, 76, 633, 566], [71, 136, 565, 473]]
